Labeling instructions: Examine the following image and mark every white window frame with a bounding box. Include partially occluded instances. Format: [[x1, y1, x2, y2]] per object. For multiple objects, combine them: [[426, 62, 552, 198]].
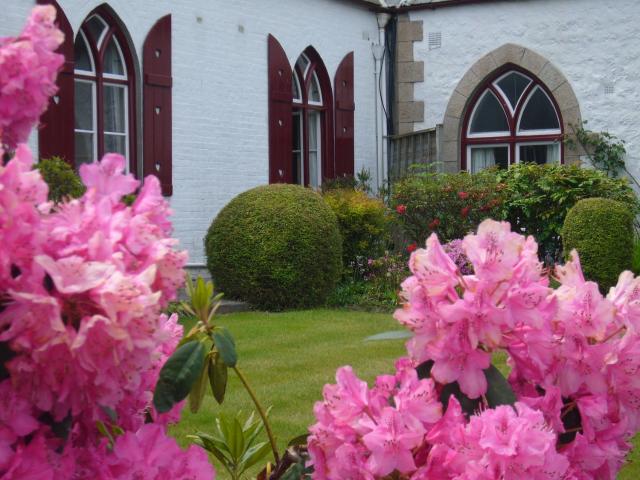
[[74, 78, 98, 164], [103, 83, 129, 160], [292, 71, 302, 104], [516, 86, 562, 136], [74, 31, 96, 75], [466, 90, 510, 139], [492, 70, 532, 114], [308, 110, 322, 188], [467, 143, 510, 173], [102, 36, 128, 80], [292, 110, 304, 185], [515, 141, 561, 165], [308, 71, 323, 107]]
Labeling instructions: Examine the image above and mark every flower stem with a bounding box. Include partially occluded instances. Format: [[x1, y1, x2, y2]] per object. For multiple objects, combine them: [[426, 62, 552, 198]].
[[232, 366, 280, 465]]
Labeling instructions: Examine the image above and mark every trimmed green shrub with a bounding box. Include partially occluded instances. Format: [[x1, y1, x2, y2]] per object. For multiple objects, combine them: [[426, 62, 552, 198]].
[[562, 198, 634, 292], [391, 169, 504, 245], [323, 189, 390, 277], [205, 184, 342, 311], [497, 163, 639, 262], [35, 156, 85, 203]]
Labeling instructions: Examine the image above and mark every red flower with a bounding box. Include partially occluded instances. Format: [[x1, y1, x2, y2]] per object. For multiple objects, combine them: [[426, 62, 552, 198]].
[[458, 191, 469, 200], [396, 204, 407, 215], [406, 242, 417, 253], [460, 206, 471, 218], [428, 218, 440, 230]]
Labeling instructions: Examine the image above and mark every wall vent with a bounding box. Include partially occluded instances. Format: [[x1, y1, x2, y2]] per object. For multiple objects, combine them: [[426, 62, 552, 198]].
[[603, 82, 615, 95], [428, 31, 442, 50]]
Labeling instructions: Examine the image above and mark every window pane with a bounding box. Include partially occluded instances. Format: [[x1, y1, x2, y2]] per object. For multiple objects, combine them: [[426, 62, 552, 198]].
[[519, 143, 559, 164], [104, 134, 126, 156], [292, 72, 301, 101], [309, 73, 322, 104], [469, 90, 509, 134], [496, 71, 531, 110], [75, 132, 94, 165], [74, 34, 92, 72], [292, 111, 302, 185], [86, 16, 107, 45], [104, 38, 125, 76], [470, 145, 508, 173], [103, 85, 126, 133], [519, 87, 560, 131], [308, 111, 321, 188], [74, 81, 94, 130], [296, 54, 310, 76]]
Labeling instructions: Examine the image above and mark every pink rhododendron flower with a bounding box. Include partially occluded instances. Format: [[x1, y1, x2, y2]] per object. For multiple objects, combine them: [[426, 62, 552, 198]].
[[0, 6, 63, 148], [314, 217, 640, 479]]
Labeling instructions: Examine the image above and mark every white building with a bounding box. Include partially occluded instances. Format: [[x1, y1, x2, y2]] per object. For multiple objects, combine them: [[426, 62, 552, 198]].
[[1, 0, 638, 266]]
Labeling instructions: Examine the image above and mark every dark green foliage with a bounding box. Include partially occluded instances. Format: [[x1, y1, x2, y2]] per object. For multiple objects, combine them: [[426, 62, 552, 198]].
[[562, 198, 634, 292], [35, 157, 85, 203], [498, 163, 639, 262], [153, 340, 206, 413], [205, 184, 342, 311], [391, 169, 504, 245], [322, 189, 390, 277]]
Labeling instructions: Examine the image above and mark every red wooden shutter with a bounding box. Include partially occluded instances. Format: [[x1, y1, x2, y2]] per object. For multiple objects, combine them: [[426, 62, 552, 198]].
[[268, 34, 293, 184], [334, 52, 355, 178], [143, 15, 172, 196], [37, 0, 74, 164]]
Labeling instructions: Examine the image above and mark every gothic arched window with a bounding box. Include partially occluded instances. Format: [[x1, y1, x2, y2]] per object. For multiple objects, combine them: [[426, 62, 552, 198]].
[[73, 10, 135, 168], [462, 68, 563, 172]]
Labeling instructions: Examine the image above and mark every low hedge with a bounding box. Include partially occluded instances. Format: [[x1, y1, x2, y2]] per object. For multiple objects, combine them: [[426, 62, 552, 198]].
[[562, 198, 634, 292], [497, 163, 639, 262], [205, 184, 342, 311]]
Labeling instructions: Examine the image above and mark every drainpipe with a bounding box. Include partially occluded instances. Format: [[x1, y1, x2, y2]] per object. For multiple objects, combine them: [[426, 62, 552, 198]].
[[373, 12, 391, 191]]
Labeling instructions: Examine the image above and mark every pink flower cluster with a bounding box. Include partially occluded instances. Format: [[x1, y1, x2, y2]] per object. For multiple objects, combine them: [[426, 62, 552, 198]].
[[0, 7, 214, 479], [0, 5, 63, 149], [310, 218, 640, 479]]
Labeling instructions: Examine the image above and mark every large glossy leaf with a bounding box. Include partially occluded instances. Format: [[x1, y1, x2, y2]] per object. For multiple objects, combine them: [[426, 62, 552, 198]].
[[213, 329, 237, 367], [153, 340, 206, 413], [364, 330, 412, 342], [189, 354, 210, 413], [209, 352, 228, 404], [484, 364, 516, 408]]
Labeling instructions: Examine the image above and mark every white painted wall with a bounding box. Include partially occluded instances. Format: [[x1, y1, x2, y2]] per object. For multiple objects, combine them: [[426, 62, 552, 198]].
[[410, 0, 640, 178], [1, 0, 380, 264]]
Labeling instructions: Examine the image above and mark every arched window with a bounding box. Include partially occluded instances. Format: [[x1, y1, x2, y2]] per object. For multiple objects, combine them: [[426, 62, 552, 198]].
[[462, 68, 563, 173], [73, 10, 135, 168], [291, 50, 331, 188]]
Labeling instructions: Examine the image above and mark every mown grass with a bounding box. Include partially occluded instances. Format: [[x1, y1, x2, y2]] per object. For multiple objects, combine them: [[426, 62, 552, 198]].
[[169, 309, 640, 479]]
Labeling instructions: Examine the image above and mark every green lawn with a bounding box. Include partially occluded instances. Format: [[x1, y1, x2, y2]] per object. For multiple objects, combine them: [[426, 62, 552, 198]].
[[169, 309, 640, 479]]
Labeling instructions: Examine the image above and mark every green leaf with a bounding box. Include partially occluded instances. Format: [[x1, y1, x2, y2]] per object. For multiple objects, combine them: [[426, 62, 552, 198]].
[[189, 353, 210, 413], [213, 329, 238, 367], [239, 441, 271, 472], [153, 340, 206, 413], [229, 417, 245, 460], [209, 352, 228, 404], [364, 330, 412, 342], [484, 364, 517, 408]]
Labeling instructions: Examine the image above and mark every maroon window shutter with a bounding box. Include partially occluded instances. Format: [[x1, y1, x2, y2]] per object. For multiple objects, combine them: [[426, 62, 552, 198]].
[[143, 15, 172, 196], [37, 0, 74, 164], [268, 34, 293, 184], [334, 52, 355, 178]]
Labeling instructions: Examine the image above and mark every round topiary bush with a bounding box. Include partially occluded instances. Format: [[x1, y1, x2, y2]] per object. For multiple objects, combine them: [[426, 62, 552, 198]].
[[562, 197, 634, 292], [205, 184, 342, 311]]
